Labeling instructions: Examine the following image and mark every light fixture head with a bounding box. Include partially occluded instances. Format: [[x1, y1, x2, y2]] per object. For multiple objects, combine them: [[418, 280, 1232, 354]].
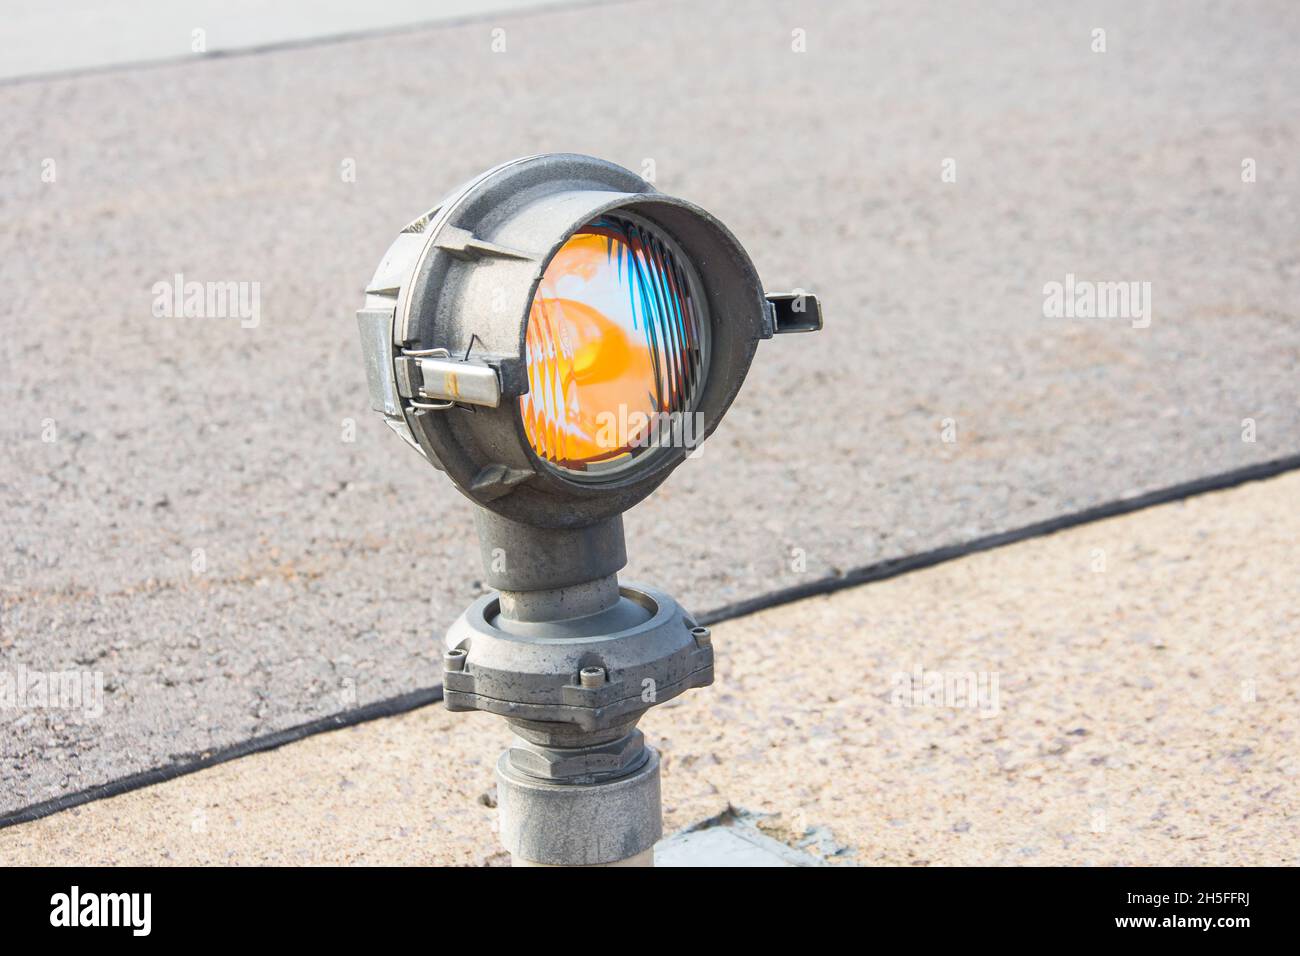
[[358, 153, 820, 529]]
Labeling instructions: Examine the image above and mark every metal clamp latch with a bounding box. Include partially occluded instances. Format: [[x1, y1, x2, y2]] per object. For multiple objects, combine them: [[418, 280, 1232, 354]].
[[401, 347, 502, 410]]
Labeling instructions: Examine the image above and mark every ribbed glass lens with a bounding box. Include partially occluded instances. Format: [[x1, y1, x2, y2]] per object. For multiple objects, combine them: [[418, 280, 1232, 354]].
[[520, 215, 708, 478]]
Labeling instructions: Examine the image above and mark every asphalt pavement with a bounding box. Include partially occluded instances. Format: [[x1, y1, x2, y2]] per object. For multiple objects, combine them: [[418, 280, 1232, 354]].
[[2, 0, 1298, 815]]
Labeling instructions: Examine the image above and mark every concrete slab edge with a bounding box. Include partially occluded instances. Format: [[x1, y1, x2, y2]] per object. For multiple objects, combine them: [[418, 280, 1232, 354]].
[[5, 451, 1299, 833]]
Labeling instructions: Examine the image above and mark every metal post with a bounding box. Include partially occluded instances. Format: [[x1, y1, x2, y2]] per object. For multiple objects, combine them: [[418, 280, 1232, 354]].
[[442, 511, 713, 866]]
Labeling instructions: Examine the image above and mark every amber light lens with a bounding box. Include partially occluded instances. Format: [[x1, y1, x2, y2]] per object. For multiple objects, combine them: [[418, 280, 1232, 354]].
[[520, 215, 708, 477]]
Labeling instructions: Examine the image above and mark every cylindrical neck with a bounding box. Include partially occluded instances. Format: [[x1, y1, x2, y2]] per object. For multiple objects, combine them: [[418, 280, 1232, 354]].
[[473, 510, 627, 623]]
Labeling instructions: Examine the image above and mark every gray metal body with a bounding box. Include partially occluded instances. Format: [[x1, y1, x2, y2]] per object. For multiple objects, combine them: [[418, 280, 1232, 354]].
[[445, 515, 712, 733], [357, 153, 820, 529], [356, 154, 821, 865], [496, 744, 662, 866], [444, 514, 708, 865]]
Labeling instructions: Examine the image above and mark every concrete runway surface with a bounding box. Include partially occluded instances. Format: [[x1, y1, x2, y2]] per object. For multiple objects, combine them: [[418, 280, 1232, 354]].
[[2, 0, 1298, 815]]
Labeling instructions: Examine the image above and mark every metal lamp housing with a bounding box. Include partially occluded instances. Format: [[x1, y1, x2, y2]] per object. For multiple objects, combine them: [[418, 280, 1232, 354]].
[[357, 153, 822, 865], [358, 153, 786, 529]]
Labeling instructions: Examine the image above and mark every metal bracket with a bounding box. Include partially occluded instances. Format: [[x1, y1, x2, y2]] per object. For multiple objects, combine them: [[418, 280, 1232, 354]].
[[764, 291, 823, 336], [358, 307, 403, 415]]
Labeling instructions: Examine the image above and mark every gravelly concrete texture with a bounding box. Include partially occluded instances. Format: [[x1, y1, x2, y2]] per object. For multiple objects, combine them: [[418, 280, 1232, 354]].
[[2, 0, 1298, 815], [2, 473, 1294, 865]]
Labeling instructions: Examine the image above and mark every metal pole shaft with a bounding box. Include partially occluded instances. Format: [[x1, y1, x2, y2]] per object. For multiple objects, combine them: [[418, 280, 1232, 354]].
[[445, 510, 709, 866]]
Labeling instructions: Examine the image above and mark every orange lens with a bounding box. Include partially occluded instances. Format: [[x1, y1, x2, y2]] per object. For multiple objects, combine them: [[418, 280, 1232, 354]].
[[520, 215, 708, 477]]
